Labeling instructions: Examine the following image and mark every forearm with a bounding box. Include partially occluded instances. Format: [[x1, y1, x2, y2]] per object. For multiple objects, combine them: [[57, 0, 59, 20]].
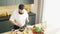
[[27, 19, 29, 22], [9, 20, 21, 26], [26, 18, 29, 23]]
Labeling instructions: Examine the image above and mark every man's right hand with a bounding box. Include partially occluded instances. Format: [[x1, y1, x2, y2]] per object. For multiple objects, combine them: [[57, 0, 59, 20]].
[[9, 20, 21, 27], [16, 23, 21, 27]]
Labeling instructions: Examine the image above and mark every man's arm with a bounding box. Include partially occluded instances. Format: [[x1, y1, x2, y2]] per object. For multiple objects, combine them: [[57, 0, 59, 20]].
[[9, 19, 21, 27], [26, 17, 29, 23], [26, 12, 29, 23]]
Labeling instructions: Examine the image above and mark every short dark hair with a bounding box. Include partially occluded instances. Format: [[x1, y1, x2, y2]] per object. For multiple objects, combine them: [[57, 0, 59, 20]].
[[19, 4, 24, 10]]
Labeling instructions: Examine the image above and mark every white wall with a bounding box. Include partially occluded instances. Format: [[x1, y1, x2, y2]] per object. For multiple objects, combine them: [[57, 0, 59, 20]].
[[43, 0, 60, 27], [42, 0, 60, 34]]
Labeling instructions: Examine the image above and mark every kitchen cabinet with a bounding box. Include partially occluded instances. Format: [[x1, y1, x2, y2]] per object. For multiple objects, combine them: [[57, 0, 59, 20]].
[[6, 0, 15, 6], [0, 0, 34, 6], [0, 0, 7, 6], [0, 20, 12, 33], [28, 12, 36, 25]]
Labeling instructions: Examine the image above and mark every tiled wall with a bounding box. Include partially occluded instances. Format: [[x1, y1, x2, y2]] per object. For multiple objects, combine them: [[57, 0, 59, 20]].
[[0, 5, 18, 15], [0, 4, 32, 16]]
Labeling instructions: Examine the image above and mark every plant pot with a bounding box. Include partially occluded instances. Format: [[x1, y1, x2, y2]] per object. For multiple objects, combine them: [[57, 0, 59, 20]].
[[32, 30, 44, 34]]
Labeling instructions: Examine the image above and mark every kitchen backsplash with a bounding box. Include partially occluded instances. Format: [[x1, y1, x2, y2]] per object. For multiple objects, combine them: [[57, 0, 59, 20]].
[[0, 4, 32, 16]]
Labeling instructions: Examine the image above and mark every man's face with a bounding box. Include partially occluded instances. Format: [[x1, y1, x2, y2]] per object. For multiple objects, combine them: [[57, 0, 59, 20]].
[[18, 9, 24, 14]]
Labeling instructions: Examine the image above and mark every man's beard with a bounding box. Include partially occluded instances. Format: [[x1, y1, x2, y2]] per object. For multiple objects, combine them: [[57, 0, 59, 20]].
[[18, 12, 23, 14]]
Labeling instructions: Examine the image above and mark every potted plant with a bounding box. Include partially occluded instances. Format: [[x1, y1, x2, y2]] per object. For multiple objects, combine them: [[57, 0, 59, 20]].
[[32, 24, 44, 34]]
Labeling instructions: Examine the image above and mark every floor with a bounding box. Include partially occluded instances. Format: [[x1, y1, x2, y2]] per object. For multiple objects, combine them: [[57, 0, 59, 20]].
[[44, 23, 60, 34]]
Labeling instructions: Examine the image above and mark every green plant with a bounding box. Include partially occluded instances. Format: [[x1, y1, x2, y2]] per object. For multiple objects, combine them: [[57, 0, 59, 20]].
[[32, 26, 42, 32]]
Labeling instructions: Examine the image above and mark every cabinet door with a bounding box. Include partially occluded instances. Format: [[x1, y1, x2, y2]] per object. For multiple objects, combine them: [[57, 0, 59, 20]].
[[15, 0, 20, 5], [24, 0, 34, 4], [0, 0, 2, 6], [0, 21, 12, 33], [6, 0, 15, 6], [28, 15, 36, 25], [0, 0, 7, 6]]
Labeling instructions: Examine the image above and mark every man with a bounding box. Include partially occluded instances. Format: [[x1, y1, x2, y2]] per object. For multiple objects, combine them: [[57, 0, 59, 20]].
[[9, 4, 29, 32]]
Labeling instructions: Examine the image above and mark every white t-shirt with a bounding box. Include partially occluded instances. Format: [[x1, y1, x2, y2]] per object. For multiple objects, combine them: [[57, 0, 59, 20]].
[[9, 9, 29, 27]]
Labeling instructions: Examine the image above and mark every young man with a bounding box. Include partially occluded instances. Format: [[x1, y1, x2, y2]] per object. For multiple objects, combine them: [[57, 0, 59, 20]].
[[9, 4, 29, 32]]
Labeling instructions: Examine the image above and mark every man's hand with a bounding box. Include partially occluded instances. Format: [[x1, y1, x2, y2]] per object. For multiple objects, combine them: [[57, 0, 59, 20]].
[[9, 19, 21, 27], [26, 18, 29, 23], [16, 23, 21, 27]]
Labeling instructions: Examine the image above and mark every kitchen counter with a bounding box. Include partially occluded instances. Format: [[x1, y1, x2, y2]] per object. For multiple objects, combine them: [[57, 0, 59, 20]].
[[1, 24, 44, 34], [1, 25, 33, 34]]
